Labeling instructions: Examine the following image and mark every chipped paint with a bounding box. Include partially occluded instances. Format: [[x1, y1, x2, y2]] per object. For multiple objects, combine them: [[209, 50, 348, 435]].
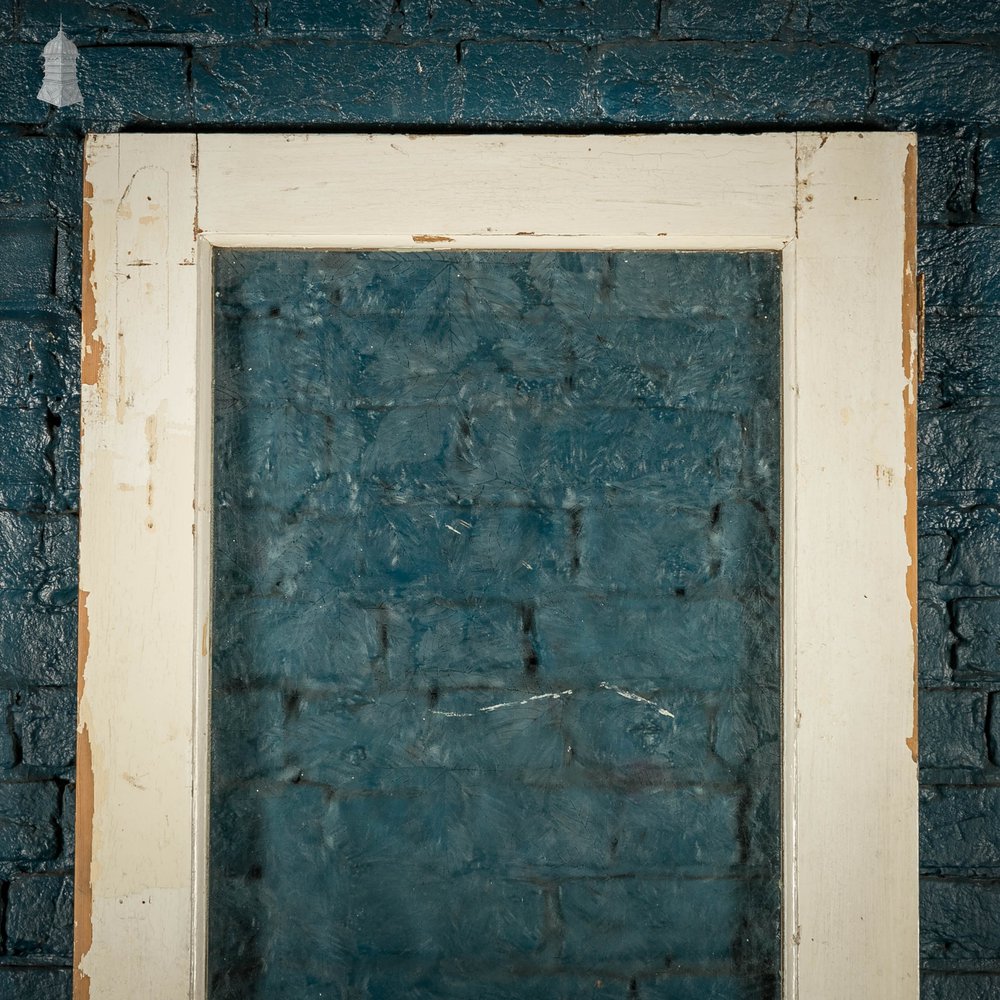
[[411, 234, 454, 243], [902, 142, 919, 764], [74, 589, 94, 1000], [80, 168, 104, 390]]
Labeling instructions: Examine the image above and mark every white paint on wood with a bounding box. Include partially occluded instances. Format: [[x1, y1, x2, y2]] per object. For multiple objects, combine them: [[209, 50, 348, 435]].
[[77, 133, 918, 999]]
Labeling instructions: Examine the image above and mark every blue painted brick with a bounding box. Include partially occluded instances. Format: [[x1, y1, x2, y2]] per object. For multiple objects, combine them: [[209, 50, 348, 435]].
[[18, 0, 259, 43], [920, 598, 951, 686], [0, 405, 59, 511], [953, 599, 1000, 680], [919, 408, 1000, 499], [77, 45, 191, 126], [403, 0, 657, 43], [18, 687, 76, 769], [921, 315, 1000, 411], [213, 594, 380, 687], [921, 878, 1000, 961], [0, 969, 71, 1000], [560, 877, 740, 965], [193, 42, 458, 124], [0, 45, 50, 124], [918, 691, 988, 773], [386, 601, 524, 686], [660, 0, 792, 42], [458, 780, 740, 874], [267, 0, 394, 38], [0, 221, 55, 304], [922, 787, 1000, 872], [978, 138, 1000, 225], [0, 591, 76, 686], [806, 0, 1000, 46], [7, 873, 73, 959], [210, 687, 284, 781], [0, 316, 74, 402], [0, 781, 58, 860], [939, 510, 1000, 588], [922, 975, 1000, 1000], [534, 595, 749, 689], [562, 689, 715, 776], [919, 531, 950, 584], [642, 978, 779, 1000], [878, 45, 1000, 126], [595, 42, 870, 124], [459, 42, 591, 123], [917, 136, 976, 226], [921, 227, 1000, 313]]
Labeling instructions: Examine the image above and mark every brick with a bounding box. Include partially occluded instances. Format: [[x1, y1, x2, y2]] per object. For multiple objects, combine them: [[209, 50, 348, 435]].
[[281, 687, 567, 782], [919, 407, 1000, 498], [921, 315, 1000, 411], [917, 136, 976, 226], [402, 0, 657, 43], [919, 598, 951, 686], [0, 316, 75, 402], [978, 137, 1000, 225], [661, 0, 792, 41], [939, 510, 1000, 588], [0, 221, 55, 305], [641, 978, 779, 1000], [577, 501, 777, 595], [953, 599, 1000, 680], [918, 690, 988, 772], [921, 878, 1000, 961], [458, 780, 741, 873], [595, 42, 870, 124], [0, 137, 65, 217], [7, 873, 72, 958], [0, 781, 58, 860], [0, 969, 71, 1000], [210, 687, 285, 781], [194, 42, 458, 124], [268, 0, 394, 38], [0, 591, 77, 686], [922, 787, 1000, 872], [922, 975, 1000, 1000], [213, 595, 380, 687], [386, 601, 524, 686], [562, 689, 716, 776], [878, 45, 1000, 126], [534, 595, 750, 689], [806, 0, 1000, 46], [459, 42, 591, 124], [18, 0, 259, 43], [921, 227, 1000, 313], [18, 687, 76, 769], [78, 45, 191, 126], [0, 46, 50, 125], [50, 395, 80, 511], [560, 877, 741, 965], [919, 531, 950, 583]]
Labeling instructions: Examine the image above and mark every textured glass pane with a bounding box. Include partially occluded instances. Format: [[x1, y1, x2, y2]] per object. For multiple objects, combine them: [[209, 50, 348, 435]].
[[208, 250, 782, 999]]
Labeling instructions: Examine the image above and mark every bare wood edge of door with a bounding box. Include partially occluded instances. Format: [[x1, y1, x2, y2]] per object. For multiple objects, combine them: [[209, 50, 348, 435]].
[[74, 131, 918, 1000]]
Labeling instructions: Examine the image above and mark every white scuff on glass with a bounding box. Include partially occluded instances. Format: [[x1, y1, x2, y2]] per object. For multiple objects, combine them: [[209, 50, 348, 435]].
[[598, 681, 676, 718], [37, 22, 83, 108], [430, 690, 573, 718]]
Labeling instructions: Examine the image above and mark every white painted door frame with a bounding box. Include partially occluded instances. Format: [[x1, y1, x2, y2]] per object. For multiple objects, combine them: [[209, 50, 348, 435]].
[[76, 132, 919, 999]]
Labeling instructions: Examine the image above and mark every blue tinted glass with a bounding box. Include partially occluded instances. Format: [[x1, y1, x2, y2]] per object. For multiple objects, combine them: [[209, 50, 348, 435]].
[[209, 250, 782, 999]]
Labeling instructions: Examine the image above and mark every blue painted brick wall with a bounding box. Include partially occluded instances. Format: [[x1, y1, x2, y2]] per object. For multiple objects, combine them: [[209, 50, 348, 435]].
[[0, 1, 996, 996]]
